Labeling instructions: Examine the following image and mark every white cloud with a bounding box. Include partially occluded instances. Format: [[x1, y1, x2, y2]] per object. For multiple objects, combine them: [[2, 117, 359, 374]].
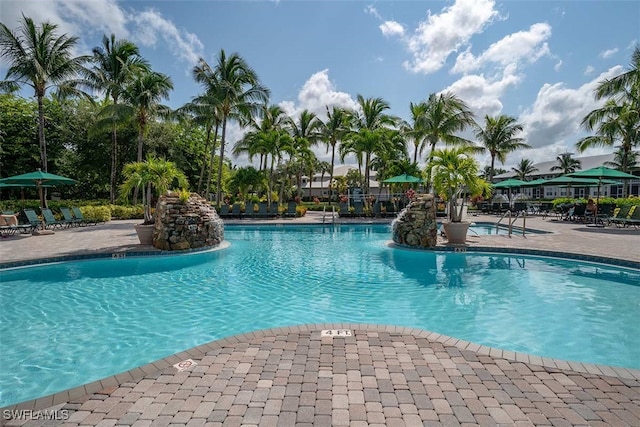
[[393, 0, 499, 74], [131, 9, 204, 66], [600, 47, 618, 59], [364, 5, 382, 20], [554, 60, 563, 71], [0, 1, 203, 66], [380, 21, 404, 37], [518, 66, 624, 155], [279, 69, 358, 119], [452, 23, 551, 74], [442, 64, 523, 118], [584, 65, 595, 75]]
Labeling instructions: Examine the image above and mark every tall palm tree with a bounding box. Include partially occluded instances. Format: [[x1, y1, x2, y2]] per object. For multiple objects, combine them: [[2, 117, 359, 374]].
[[0, 16, 89, 205], [403, 101, 429, 163], [475, 114, 528, 182], [287, 110, 322, 199], [577, 99, 639, 173], [319, 106, 350, 201], [233, 104, 290, 205], [420, 92, 476, 189], [343, 95, 398, 196], [122, 70, 174, 162], [194, 51, 269, 207], [604, 146, 639, 171], [511, 158, 538, 181], [577, 46, 639, 192], [88, 33, 149, 202], [550, 153, 581, 174]]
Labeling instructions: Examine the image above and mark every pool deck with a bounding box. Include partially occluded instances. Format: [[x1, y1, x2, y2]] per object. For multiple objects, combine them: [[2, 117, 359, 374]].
[[1, 212, 639, 426]]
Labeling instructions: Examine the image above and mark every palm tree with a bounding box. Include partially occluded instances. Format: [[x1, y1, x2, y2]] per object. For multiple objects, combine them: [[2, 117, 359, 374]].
[[123, 70, 174, 162], [604, 146, 639, 171], [403, 101, 429, 163], [319, 106, 350, 201], [343, 95, 398, 196], [0, 16, 90, 206], [511, 159, 538, 180], [577, 46, 639, 192], [195, 51, 269, 207], [88, 34, 149, 202], [287, 110, 322, 199], [550, 153, 581, 175], [420, 92, 476, 189], [120, 156, 189, 223], [475, 115, 528, 182]]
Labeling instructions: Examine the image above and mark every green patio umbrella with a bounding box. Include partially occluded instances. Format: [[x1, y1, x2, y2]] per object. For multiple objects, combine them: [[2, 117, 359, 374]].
[[568, 166, 636, 210], [0, 169, 76, 208], [491, 178, 527, 188], [383, 173, 423, 183]]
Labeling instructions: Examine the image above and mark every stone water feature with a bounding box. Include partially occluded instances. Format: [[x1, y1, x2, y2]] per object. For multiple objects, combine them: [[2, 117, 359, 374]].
[[391, 193, 438, 248], [153, 192, 224, 251]]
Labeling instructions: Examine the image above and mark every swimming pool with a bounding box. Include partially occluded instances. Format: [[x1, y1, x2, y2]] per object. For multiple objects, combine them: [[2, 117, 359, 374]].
[[1, 224, 638, 407]]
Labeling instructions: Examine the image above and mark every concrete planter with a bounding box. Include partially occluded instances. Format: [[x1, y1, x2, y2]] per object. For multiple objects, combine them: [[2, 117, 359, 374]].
[[442, 221, 470, 244], [134, 223, 154, 245]]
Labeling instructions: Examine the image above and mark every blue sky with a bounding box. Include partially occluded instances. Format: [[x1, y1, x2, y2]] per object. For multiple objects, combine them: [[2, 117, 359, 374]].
[[1, 0, 638, 169]]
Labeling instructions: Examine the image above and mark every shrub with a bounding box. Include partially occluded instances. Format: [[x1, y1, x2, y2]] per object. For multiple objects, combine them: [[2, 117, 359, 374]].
[[296, 205, 307, 217], [80, 205, 111, 222]]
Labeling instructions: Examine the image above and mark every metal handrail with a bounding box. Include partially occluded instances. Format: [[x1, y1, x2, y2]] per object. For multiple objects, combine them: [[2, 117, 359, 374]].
[[496, 209, 527, 237]]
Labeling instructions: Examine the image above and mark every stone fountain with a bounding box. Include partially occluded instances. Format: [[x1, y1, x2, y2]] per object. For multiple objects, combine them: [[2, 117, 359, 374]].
[[391, 193, 438, 248], [153, 192, 224, 250]]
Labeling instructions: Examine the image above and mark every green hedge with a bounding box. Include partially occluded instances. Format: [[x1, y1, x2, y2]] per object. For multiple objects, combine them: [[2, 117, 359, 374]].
[[552, 196, 640, 208]]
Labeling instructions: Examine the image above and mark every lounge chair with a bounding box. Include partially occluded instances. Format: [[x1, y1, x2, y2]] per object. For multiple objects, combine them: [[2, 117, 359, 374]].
[[270, 202, 280, 217], [607, 205, 631, 227], [614, 205, 638, 228], [244, 203, 256, 218], [372, 202, 381, 217], [0, 215, 16, 236], [218, 204, 230, 218], [338, 202, 350, 217], [60, 207, 83, 227], [353, 201, 364, 217], [285, 201, 297, 218], [256, 202, 268, 218], [23, 208, 43, 230], [231, 203, 242, 219], [72, 207, 99, 226], [41, 208, 72, 229]]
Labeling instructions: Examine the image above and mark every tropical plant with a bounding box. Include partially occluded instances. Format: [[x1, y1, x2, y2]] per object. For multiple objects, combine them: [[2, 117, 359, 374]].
[[475, 114, 528, 181], [429, 146, 489, 222], [511, 158, 539, 181], [87, 33, 149, 202], [550, 153, 581, 174], [604, 146, 639, 171], [193, 50, 269, 207], [0, 16, 90, 205], [341, 95, 399, 196], [319, 106, 350, 201], [419, 92, 476, 189], [120, 156, 188, 223]]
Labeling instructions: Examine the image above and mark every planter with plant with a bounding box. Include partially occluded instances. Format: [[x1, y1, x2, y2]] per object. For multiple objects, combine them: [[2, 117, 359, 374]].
[[429, 147, 489, 244], [120, 156, 189, 245]]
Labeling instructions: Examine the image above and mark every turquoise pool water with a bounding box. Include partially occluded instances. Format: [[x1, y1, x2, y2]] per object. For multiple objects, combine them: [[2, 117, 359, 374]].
[[1, 224, 638, 407]]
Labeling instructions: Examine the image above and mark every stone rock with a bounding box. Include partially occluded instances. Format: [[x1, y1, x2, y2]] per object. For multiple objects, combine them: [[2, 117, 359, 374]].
[[391, 194, 438, 248], [152, 192, 224, 251]]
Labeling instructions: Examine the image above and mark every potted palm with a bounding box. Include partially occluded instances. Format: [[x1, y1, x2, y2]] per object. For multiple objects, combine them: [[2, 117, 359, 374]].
[[429, 147, 489, 244], [120, 156, 189, 245]]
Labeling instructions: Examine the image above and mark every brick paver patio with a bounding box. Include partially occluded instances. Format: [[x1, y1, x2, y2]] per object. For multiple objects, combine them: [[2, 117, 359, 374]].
[[1, 213, 639, 426]]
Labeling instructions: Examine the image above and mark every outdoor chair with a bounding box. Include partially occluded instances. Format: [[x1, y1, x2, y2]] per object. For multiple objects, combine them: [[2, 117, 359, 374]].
[[372, 201, 382, 217], [0, 215, 16, 236], [607, 205, 631, 227], [614, 205, 638, 228], [72, 207, 99, 226], [256, 202, 268, 218], [269, 202, 280, 217], [218, 204, 230, 218], [244, 203, 256, 219], [353, 201, 364, 217], [338, 202, 350, 217], [231, 204, 242, 219], [285, 201, 297, 218], [60, 207, 83, 227], [41, 208, 72, 229], [22, 209, 43, 230]]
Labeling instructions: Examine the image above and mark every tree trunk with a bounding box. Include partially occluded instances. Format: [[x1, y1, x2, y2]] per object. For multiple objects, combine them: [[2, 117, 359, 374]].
[[36, 94, 48, 208], [329, 142, 336, 202], [215, 118, 227, 207], [197, 124, 212, 195], [110, 123, 118, 203]]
